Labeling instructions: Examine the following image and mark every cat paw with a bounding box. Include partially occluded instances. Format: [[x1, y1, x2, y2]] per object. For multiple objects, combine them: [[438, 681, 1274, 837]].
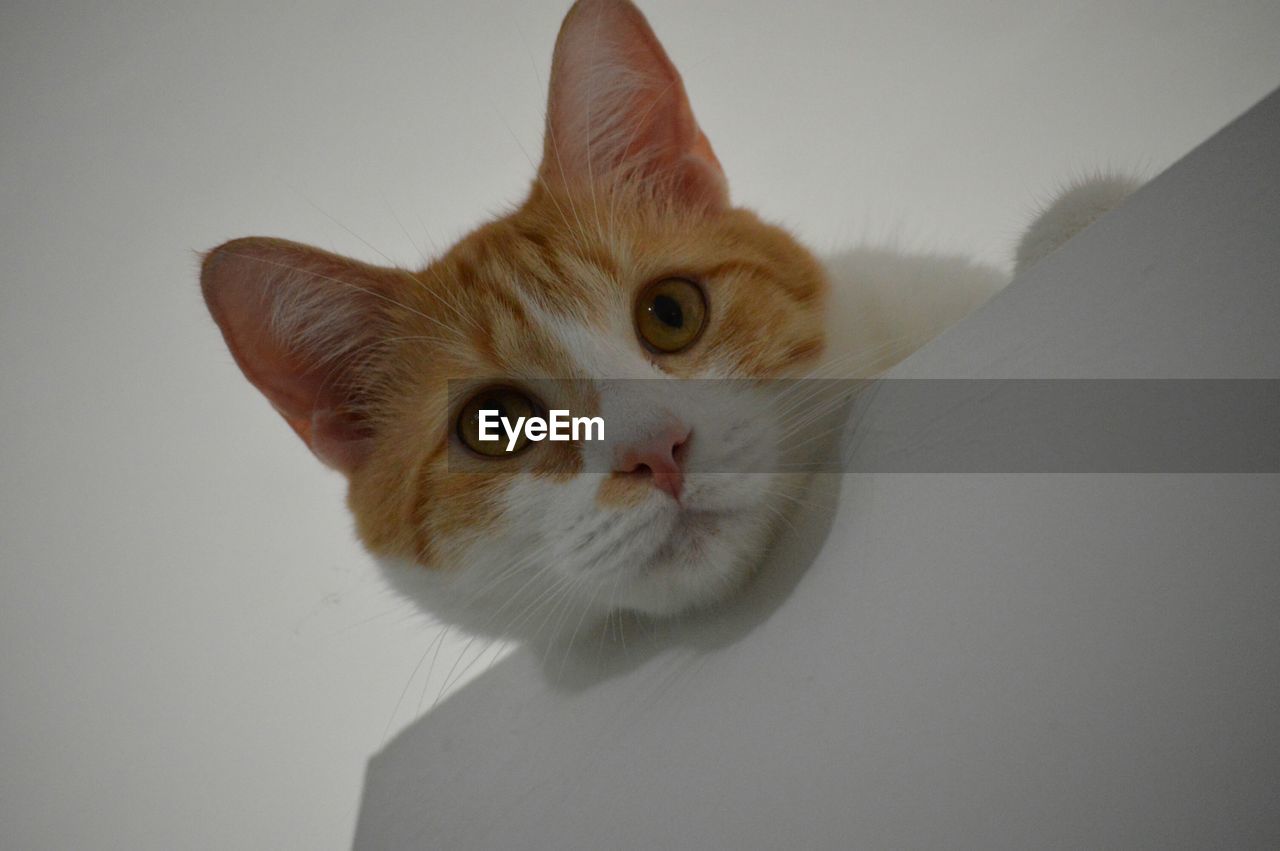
[[1014, 174, 1142, 275]]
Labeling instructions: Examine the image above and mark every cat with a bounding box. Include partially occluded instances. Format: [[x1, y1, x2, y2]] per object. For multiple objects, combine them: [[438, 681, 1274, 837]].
[[200, 0, 1134, 646]]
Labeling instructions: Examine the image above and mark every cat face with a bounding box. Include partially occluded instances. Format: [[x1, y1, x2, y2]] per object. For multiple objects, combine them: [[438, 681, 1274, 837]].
[[201, 0, 827, 641]]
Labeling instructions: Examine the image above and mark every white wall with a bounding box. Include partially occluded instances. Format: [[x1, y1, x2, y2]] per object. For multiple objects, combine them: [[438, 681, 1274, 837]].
[[354, 86, 1280, 849], [2, 1, 1278, 848]]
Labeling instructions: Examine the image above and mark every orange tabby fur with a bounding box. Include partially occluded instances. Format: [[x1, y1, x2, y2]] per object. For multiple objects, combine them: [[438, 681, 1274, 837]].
[[206, 184, 827, 571], [202, 0, 828, 627]]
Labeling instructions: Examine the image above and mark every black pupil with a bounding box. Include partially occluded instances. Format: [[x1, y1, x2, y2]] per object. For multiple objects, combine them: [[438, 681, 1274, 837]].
[[652, 294, 684, 328]]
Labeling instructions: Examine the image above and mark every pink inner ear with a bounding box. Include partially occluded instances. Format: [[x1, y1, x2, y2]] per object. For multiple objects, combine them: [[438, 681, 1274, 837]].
[[540, 0, 728, 210], [241, 347, 374, 473], [200, 237, 387, 474]]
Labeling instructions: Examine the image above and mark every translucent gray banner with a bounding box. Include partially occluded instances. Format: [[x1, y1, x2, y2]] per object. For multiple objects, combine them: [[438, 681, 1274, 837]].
[[444, 379, 1280, 473]]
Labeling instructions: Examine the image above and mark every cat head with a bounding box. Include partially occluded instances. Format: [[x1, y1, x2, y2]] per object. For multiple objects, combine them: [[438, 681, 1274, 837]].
[[201, 0, 828, 641]]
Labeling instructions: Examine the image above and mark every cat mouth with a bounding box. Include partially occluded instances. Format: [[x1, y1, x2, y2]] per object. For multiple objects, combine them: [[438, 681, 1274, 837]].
[[648, 507, 724, 565]]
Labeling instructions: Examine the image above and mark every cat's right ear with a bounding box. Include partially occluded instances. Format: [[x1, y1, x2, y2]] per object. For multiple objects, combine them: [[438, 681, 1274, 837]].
[[200, 237, 395, 475], [539, 0, 728, 211]]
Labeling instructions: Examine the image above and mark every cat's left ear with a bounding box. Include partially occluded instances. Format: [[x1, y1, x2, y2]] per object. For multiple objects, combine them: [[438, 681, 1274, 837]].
[[200, 237, 397, 475], [539, 0, 728, 211]]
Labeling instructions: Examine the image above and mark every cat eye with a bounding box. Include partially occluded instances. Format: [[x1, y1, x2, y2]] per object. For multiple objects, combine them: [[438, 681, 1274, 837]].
[[456, 386, 540, 457], [634, 277, 708, 353]]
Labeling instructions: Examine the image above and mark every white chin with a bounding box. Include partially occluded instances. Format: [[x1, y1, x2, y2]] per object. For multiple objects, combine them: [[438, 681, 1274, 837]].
[[612, 508, 774, 617]]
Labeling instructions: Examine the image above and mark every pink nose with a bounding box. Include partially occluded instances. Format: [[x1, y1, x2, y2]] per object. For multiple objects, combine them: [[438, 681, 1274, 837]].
[[615, 425, 691, 501]]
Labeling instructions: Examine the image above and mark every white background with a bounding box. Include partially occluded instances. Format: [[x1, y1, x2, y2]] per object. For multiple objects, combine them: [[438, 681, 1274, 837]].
[[2, 1, 1278, 847]]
